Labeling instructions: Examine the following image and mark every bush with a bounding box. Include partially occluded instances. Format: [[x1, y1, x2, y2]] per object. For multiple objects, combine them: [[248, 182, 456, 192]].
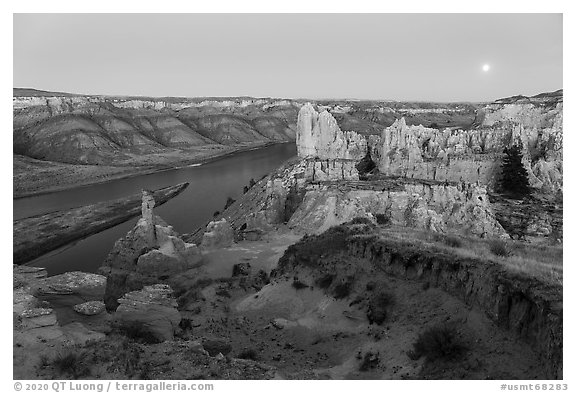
[[51, 351, 91, 378], [367, 291, 395, 325], [292, 280, 309, 290], [350, 216, 373, 225], [489, 239, 511, 257], [224, 197, 236, 210], [410, 324, 466, 361], [333, 281, 352, 299], [375, 213, 391, 225], [237, 348, 259, 361], [117, 322, 161, 344]]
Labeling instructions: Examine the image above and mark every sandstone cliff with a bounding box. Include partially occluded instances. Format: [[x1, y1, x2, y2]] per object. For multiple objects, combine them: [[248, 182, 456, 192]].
[[371, 94, 562, 193]]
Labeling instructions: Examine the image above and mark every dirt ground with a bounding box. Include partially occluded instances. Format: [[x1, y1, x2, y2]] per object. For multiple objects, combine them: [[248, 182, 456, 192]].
[[17, 230, 546, 380]]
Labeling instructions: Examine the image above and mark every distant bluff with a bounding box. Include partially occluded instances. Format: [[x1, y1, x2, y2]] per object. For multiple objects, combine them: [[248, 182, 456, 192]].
[[295, 91, 563, 194]]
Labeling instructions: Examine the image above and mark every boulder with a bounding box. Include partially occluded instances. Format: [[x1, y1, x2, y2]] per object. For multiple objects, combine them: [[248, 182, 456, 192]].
[[201, 219, 234, 250], [73, 301, 106, 316], [114, 284, 181, 342], [34, 271, 106, 300]]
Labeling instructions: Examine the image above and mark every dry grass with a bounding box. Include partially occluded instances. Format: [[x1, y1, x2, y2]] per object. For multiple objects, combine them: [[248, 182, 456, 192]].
[[377, 226, 563, 286]]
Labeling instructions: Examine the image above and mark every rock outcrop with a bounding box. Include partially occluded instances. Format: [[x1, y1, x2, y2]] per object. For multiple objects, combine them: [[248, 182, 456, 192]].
[[201, 219, 235, 250], [113, 284, 181, 342], [296, 103, 365, 181], [296, 103, 367, 160], [13, 265, 107, 347], [100, 191, 202, 310]]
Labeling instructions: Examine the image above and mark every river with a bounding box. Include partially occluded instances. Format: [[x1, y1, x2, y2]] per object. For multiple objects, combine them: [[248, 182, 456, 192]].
[[13, 143, 297, 275]]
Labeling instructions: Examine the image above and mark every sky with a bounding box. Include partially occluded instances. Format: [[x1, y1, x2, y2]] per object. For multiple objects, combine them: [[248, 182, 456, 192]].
[[13, 13, 562, 102]]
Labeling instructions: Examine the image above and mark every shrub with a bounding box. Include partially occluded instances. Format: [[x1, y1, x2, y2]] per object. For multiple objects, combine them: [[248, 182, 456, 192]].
[[292, 280, 309, 290], [489, 239, 511, 257], [52, 351, 91, 378], [117, 322, 161, 344], [410, 324, 466, 361], [179, 318, 193, 331], [442, 235, 463, 248], [367, 291, 395, 325], [375, 213, 391, 225], [237, 348, 259, 361], [224, 197, 236, 210], [350, 216, 373, 225], [333, 281, 352, 299]]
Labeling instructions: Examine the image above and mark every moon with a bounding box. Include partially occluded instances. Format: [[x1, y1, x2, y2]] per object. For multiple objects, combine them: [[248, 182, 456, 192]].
[[482, 64, 491, 72]]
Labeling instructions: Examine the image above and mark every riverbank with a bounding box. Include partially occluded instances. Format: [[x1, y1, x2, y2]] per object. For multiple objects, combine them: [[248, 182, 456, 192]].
[[14, 141, 285, 199]]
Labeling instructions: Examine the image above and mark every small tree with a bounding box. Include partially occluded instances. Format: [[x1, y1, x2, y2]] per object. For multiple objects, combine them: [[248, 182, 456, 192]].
[[224, 197, 236, 210], [498, 145, 531, 199], [356, 147, 376, 177]]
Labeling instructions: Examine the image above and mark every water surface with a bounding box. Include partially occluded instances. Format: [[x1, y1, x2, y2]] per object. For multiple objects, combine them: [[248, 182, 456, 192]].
[[15, 143, 296, 275]]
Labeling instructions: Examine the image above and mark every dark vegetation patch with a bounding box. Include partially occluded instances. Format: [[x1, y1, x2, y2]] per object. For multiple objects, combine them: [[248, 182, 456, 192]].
[[224, 197, 236, 210], [489, 239, 512, 257], [116, 321, 162, 344], [291, 280, 309, 290], [375, 213, 391, 225], [409, 324, 467, 361], [333, 281, 352, 299], [237, 348, 259, 361], [51, 350, 91, 378], [367, 290, 395, 325], [356, 148, 377, 177], [432, 233, 463, 248]]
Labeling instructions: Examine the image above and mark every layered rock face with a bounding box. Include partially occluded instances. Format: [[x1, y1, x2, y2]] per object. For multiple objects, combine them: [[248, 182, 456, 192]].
[[288, 180, 506, 237], [296, 103, 365, 181], [100, 191, 201, 310], [13, 91, 298, 165], [296, 103, 367, 160]]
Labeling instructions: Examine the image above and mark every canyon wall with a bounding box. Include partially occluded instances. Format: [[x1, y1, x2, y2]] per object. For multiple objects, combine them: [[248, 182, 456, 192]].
[[294, 92, 563, 194]]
